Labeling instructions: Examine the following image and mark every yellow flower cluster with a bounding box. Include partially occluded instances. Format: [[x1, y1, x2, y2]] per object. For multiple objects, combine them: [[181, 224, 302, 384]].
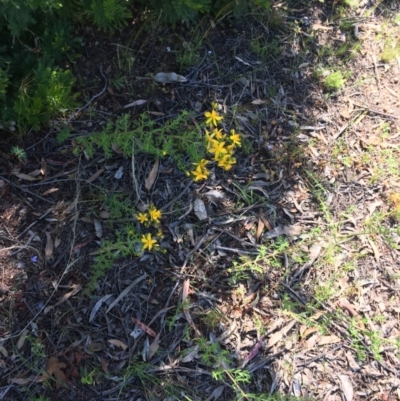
[[190, 105, 241, 182], [136, 204, 162, 251]]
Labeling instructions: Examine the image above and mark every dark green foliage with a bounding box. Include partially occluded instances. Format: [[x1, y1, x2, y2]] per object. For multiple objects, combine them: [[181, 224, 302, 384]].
[[74, 111, 204, 171], [0, 0, 130, 133], [91, 0, 132, 32], [140, 0, 271, 23], [0, 0, 271, 134]]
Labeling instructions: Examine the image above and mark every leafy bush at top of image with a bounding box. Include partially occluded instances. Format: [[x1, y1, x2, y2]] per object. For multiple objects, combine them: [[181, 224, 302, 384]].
[[0, 0, 272, 134], [138, 0, 271, 23]]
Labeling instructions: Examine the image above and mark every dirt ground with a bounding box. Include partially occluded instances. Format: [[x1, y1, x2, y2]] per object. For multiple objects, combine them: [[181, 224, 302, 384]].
[[1, 1, 400, 400]]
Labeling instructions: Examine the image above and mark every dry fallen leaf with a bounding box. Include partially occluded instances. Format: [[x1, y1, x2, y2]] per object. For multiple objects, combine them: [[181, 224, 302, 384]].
[[107, 273, 147, 313], [10, 376, 38, 385], [112, 143, 124, 155], [45, 232, 53, 261], [256, 215, 265, 241], [124, 99, 147, 108], [182, 345, 199, 363], [251, 99, 267, 105], [148, 333, 161, 360], [44, 357, 70, 389], [132, 317, 156, 337], [14, 173, 40, 181], [86, 168, 104, 183], [93, 218, 103, 238], [17, 329, 29, 350], [42, 188, 59, 196], [145, 158, 159, 191], [0, 345, 8, 357], [40, 158, 48, 176], [205, 189, 225, 203], [317, 335, 342, 346], [148, 111, 165, 116], [108, 339, 128, 350], [114, 166, 124, 179], [264, 225, 303, 239], [89, 294, 113, 322], [44, 284, 82, 314], [182, 279, 201, 336], [194, 198, 208, 221], [338, 374, 353, 401], [152, 72, 187, 83], [267, 320, 297, 348], [54, 237, 61, 249], [205, 385, 225, 401]]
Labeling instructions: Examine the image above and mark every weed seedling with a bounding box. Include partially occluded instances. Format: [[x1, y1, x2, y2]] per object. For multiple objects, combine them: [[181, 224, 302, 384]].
[[323, 71, 346, 91]]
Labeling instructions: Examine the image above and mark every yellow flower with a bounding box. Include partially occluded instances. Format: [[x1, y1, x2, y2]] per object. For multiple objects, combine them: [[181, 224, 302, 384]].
[[229, 129, 241, 147], [149, 205, 162, 223], [137, 212, 149, 224], [217, 155, 236, 171], [191, 166, 210, 182], [204, 109, 223, 127], [213, 128, 225, 140], [209, 140, 227, 159], [226, 143, 236, 152], [204, 129, 214, 142], [141, 233, 157, 251], [193, 159, 209, 170]]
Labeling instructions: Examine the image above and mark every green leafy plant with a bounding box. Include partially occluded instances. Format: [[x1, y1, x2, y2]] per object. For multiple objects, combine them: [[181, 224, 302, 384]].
[[91, 0, 132, 32], [381, 37, 400, 62], [250, 36, 283, 60], [29, 396, 51, 401], [11, 146, 27, 161], [75, 111, 205, 170], [323, 71, 345, 91], [81, 367, 95, 385]]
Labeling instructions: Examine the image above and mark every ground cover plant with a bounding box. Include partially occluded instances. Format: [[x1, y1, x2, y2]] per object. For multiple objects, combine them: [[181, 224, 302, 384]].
[[1, 1, 400, 401]]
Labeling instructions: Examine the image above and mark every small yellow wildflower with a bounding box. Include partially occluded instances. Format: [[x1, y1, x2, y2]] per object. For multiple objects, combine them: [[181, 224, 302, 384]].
[[217, 155, 236, 171], [191, 165, 210, 182], [229, 129, 241, 147], [226, 143, 236, 152], [137, 212, 149, 224], [141, 233, 157, 251], [204, 109, 223, 127], [149, 205, 162, 223], [213, 128, 225, 140], [193, 159, 209, 170], [209, 140, 227, 159], [204, 129, 214, 141]]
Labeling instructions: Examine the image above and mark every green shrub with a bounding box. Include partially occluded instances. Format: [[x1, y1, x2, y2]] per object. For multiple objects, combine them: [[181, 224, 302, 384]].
[[0, 0, 271, 134]]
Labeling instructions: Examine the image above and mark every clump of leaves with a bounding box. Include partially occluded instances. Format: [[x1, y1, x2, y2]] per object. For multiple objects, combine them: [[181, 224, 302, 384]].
[[388, 192, 400, 220], [323, 71, 345, 91], [381, 38, 400, 63], [10, 146, 27, 161], [74, 111, 204, 171], [91, 0, 132, 33]]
